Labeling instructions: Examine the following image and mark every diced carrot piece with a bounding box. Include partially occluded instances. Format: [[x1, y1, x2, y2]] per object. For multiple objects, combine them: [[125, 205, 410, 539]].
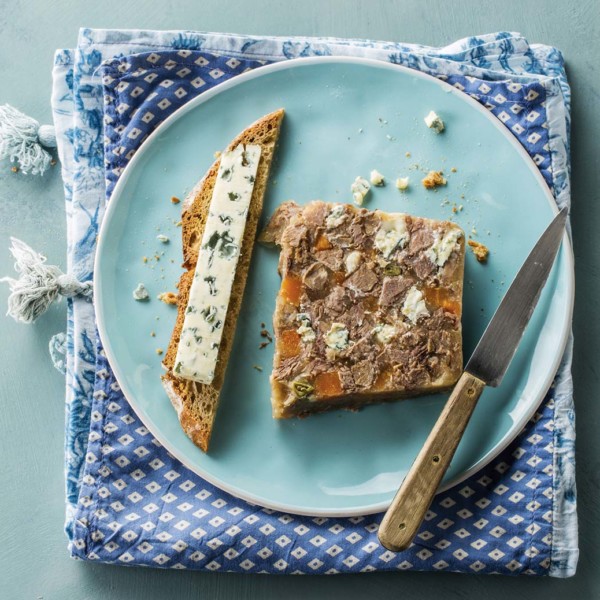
[[314, 371, 343, 397], [314, 233, 332, 250], [279, 329, 301, 358], [373, 368, 391, 391], [280, 275, 302, 305], [423, 287, 461, 316], [333, 271, 346, 285]]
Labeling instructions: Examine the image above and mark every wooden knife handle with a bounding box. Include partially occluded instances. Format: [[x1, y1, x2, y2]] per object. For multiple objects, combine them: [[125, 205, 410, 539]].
[[378, 372, 486, 552]]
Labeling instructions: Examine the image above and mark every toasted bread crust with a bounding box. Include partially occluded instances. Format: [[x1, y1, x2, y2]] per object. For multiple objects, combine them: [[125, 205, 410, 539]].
[[162, 108, 284, 451]]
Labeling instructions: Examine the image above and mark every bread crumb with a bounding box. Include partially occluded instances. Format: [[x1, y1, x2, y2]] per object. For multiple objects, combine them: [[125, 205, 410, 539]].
[[10, 166, 19, 173], [259, 341, 270, 350], [176, 221, 182, 227], [50, 160, 57, 167], [405, 152, 411, 158], [150, 331, 156, 337], [452, 206, 458, 214], [171, 196, 180, 204], [156, 348, 163, 355], [214, 150, 222, 159], [158, 291, 178, 305], [468, 240, 489, 263], [451, 167, 457, 173], [260, 328, 273, 342], [142, 256, 148, 263], [252, 365, 263, 372], [422, 171, 447, 189], [157, 234, 169, 243]]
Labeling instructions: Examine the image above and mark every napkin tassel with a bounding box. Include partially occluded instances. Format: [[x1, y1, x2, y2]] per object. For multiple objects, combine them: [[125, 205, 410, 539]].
[[0, 237, 93, 324], [0, 104, 56, 175]]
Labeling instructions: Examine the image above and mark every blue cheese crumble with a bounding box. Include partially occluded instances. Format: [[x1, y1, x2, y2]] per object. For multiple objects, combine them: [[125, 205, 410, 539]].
[[370, 169, 385, 186], [132, 283, 149, 301], [402, 286, 429, 324], [395, 177, 409, 191], [374, 216, 409, 259], [426, 228, 463, 267], [351, 176, 371, 205], [325, 204, 348, 229], [373, 323, 396, 344], [324, 322, 349, 351], [424, 110, 445, 133], [296, 313, 316, 343]]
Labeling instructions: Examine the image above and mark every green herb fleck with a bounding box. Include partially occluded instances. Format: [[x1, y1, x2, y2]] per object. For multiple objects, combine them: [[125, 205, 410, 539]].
[[228, 192, 240, 201]]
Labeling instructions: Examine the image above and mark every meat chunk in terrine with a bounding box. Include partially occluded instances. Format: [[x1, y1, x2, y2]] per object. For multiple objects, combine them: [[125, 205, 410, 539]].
[[263, 200, 465, 419]]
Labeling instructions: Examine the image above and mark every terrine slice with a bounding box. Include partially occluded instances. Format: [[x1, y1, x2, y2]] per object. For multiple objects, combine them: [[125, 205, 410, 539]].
[[265, 200, 465, 419]]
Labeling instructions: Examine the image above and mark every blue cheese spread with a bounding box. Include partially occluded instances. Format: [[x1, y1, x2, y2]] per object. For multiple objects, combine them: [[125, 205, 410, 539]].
[[174, 144, 261, 383]]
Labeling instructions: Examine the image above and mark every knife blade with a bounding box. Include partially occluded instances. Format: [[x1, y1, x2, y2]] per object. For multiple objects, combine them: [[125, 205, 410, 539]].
[[378, 206, 568, 552]]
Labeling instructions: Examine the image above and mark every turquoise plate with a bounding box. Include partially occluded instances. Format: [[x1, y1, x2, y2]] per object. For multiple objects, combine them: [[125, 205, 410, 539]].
[[95, 57, 573, 516]]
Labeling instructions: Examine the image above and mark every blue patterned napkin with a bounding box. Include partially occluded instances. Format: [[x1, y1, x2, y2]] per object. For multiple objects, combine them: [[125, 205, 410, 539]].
[[51, 29, 577, 576]]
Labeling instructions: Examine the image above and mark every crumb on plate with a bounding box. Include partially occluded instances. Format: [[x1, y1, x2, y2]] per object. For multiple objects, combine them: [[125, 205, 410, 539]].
[[158, 291, 178, 305], [468, 239, 489, 263], [422, 170, 447, 189]]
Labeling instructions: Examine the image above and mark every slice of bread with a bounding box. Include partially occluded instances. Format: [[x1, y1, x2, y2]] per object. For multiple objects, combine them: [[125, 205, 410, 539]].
[[162, 108, 284, 452]]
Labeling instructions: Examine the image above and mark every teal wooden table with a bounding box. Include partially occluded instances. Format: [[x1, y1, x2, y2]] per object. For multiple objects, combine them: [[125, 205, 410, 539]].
[[1, 1, 598, 598]]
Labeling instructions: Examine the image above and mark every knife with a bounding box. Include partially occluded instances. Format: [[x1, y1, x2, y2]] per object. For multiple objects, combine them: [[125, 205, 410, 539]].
[[378, 206, 568, 552]]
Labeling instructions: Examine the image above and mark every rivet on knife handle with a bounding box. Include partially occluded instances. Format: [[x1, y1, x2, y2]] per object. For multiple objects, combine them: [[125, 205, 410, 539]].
[[378, 372, 486, 552]]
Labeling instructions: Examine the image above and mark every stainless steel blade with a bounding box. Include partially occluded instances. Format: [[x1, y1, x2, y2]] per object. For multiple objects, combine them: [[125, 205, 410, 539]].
[[465, 207, 568, 387]]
